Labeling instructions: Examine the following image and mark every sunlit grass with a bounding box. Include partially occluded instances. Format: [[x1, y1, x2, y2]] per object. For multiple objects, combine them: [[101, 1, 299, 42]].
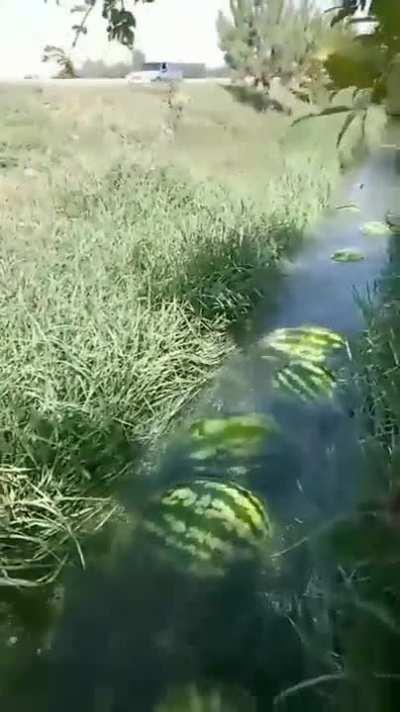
[[0, 84, 340, 584]]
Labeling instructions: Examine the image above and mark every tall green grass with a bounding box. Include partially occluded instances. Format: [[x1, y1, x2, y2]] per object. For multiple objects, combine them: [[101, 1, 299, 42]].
[[0, 82, 341, 586], [0, 158, 337, 585], [296, 250, 400, 712]]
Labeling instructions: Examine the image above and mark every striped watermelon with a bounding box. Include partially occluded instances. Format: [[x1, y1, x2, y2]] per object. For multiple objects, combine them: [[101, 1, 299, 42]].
[[273, 360, 337, 401], [259, 325, 348, 403], [188, 413, 278, 461], [260, 326, 346, 363], [142, 479, 272, 577]]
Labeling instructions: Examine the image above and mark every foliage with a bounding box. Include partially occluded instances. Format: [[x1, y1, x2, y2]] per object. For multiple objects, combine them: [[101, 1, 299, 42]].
[[334, 201, 361, 212], [163, 84, 191, 136], [45, 0, 155, 49], [216, 0, 341, 90], [361, 220, 392, 236], [292, 86, 387, 166], [132, 48, 146, 70], [155, 682, 256, 711], [0, 156, 336, 585], [353, 239, 400, 459], [42, 45, 78, 78], [281, 1, 393, 157], [79, 50, 144, 77], [79, 58, 130, 78], [204, 65, 232, 78], [0, 82, 341, 586], [325, 0, 400, 101], [321, 239, 400, 712]]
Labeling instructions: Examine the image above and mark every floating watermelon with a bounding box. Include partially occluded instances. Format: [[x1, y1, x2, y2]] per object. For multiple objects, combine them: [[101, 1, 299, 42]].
[[188, 413, 278, 461], [361, 221, 392, 237], [273, 360, 336, 401], [259, 325, 347, 403], [142, 479, 272, 577], [260, 326, 345, 364]]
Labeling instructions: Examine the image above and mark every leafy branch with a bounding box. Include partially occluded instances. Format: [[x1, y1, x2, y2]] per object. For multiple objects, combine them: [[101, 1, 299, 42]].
[[42, 45, 79, 78], [292, 86, 386, 166], [42, 0, 154, 79], [45, 0, 155, 50]]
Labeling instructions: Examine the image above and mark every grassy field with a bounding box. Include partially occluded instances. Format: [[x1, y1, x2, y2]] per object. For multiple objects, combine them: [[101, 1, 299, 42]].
[[0, 82, 343, 586]]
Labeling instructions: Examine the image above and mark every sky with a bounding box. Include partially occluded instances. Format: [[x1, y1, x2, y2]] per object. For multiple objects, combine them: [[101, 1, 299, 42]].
[[0, 0, 337, 79], [0, 0, 232, 77]]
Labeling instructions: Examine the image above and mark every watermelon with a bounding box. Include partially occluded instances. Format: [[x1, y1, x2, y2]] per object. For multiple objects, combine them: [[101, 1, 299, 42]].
[[273, 360, 336, 401], [142, 479, 272, 577], [260, 326, 346, 364], [361, 221, 391, 237], [188, 413, 278, 461], [259, 325, 346, 403]]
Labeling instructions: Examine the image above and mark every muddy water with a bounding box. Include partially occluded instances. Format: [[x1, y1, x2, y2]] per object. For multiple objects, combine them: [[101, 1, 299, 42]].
[[1, 141, 400, 712]]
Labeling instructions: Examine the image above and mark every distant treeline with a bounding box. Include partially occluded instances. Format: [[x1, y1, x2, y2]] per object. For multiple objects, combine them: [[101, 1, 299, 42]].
[[79, 49, 145, 78], [78, 54, 230, 79]]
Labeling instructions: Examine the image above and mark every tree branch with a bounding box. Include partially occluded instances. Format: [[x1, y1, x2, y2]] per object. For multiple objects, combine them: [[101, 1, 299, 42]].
[[71, 2, 96, 49]]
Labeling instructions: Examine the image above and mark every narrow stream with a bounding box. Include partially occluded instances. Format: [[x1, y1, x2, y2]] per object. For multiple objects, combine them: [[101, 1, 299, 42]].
[[2, 139, 400, 712], [192, 142, 400, 523]]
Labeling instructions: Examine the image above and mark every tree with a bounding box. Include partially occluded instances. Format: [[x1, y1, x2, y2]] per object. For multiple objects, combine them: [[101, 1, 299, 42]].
[[45, 0, 155, 49], [79, 50, 145, 77], [132, 48, 145, 71], [216, 0, 337, 89], [42, 3, 149, 80], [79, 58, 129, 77]]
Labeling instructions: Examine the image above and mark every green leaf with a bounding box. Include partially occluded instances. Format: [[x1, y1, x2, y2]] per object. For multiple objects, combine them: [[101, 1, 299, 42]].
[[0, 155, 18, 169], [335, 202, 361, 213], [348, 15, 377, 24], [292, 105, 353, 127], [337, 110, 357, 149], [72, 23, 88, 34], [331, 7, 355, 27], [385, 211, 400, 235], [361, 221, 392, 236], [331, 248, 365, 262]]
